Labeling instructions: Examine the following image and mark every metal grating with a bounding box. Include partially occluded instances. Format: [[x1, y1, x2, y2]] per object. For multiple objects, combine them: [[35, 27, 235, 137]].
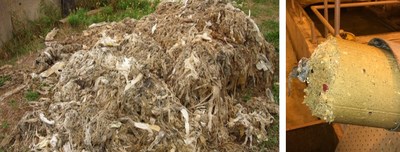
[[336, 125, 400, 152]]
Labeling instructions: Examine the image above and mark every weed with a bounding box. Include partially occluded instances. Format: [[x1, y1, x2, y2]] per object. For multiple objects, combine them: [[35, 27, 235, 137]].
[[25, 90, 40, 101], [242, 90, 253, 102], [9, 100, 18, 108], [260, 20, 279, 51], [1, 121, 9, 129], [0, 1, 61, 61], [261, 20, 279, 35], [242, 94, 251, 102], [238, 0, 279, 150], [39, 0, 62, 28], [116, 0, 133, 10], [254, 0, 279, 5], [272, 83, 279, 104], [76, 0, 108, 9], [253, 0, 267, 3], [67, 0, 158, 27], [68, 8, 88, 27], [261, 134, 279, 149], [267, 0, 279, 6], [67, 14, 81, 27], [265, 31, 279, 51], [259, 115, 279, 150], [102, 6, 114, 15], [0, 75, 11, 87]]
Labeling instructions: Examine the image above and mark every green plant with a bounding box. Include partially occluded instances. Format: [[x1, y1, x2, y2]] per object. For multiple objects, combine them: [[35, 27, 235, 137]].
[[267, 0, 279, 5], [272, 83, 279, 104], [259, 115, 279, 150], [39, 0, 62, 27], [253, 0, 267, 3], [9, 100, 17, 108], [102, 6, 114, 15], [242, 90, 253, 102], [116, 0, 133, 10], [265, 31, 279, 51], [0, 75, 11, 87], [67, 14, 81, 27], [76, 0, 108, 9], [261, 134, 278, 149], [260, 20, 279, 52], [0, 1, 61, 61], [25, 90, 40, 101], [68, 8, 88, 27], [115, 0, 157, 12], [1, 121, 9, 129], [67, 0, 159, 27]]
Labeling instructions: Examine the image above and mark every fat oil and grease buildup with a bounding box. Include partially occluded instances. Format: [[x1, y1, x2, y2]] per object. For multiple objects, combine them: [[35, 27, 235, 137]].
[[292, 37, 400, 131]]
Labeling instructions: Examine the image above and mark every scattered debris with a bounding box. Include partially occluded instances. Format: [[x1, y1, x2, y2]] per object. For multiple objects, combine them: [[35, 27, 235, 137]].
[[0, 85, 26, 102], [39, 62, 65, 78], [38, 112, 55, 125], [45, 28, 59, 41], [1, 0, 277, 151], [0, 65, 12, 71]]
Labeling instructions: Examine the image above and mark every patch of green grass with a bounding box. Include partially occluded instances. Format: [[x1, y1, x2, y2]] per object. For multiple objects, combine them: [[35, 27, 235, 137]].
[[68, 8, 88, 27], [102, 6, 114, 15], [1, 121, 9, 129], [242, 94, 251, 102], [260, 20, 279, 52], [116, 0, 133, 10], [272, 83, 279, 104], [253, 0, 267, 3], [264, 19, 278, 29], [269, 0, 279, 6], [25, 90, 40, 101], [67, 0, 159, 27], [232, 0, 245, 9], [242, 90, 253, 102], [0, 75, 11, 87], [261, 133, 278, 149], [265, 31, 279, 51], [9, 100, 18, 108], [237, 0, 279, 52], [259, 115, 279, 150]]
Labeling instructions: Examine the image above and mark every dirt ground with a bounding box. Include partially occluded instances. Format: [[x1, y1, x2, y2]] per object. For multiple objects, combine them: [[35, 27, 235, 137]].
[[0, 53, 37, 142]]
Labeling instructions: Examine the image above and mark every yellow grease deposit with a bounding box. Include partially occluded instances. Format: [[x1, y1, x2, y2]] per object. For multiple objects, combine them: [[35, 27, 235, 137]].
[[304, 37, 400, 130]]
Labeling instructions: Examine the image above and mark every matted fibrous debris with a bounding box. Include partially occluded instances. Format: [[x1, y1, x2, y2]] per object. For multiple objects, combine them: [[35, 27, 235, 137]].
[[1, 0, 277, 151]]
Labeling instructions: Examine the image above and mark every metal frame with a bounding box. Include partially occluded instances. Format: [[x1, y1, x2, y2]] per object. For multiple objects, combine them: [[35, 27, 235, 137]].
[[310, 1, 400, 37]]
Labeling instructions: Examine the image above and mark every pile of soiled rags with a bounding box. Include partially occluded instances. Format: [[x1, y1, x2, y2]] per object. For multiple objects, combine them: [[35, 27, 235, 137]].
[[1, 0, 278, 151]]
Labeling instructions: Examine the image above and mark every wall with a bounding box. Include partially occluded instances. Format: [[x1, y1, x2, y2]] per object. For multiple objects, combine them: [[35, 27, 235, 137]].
[[0, 0, 60, 47]]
